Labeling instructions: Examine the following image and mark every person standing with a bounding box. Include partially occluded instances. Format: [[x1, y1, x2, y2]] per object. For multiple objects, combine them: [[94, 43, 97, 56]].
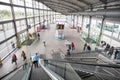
[[37, 33, 40, 39], [114, 49, 118, 59], [65, 40, 71, 50], [21, 51, 26, 60], [87, 45, 91, 51], [83, 43, 87, 51], [43, 41, 46, 47], [11, 42, 15, 49], [108, 46, 114, 57], [70, 42, 75, 51], [67, 49, 70, 56], [12, 54, 17, 65], [21, 51, 27, 69], [33, 53, 39, 68]]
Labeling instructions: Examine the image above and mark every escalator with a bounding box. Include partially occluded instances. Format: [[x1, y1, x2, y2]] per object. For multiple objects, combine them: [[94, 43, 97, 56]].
[[30, 65, 51, 80], [1, 63, 52, 80]]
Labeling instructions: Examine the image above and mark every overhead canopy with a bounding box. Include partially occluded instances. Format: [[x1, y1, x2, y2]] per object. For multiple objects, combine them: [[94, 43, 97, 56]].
[[36, 0, 120, 18]]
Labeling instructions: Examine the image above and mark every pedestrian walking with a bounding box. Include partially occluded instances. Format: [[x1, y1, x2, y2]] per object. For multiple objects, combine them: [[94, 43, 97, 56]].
[[104, 44, 110, 53], [12, 54, 17, 65], [87, 45, 91, 51], [21, 51, 27, 69], [83, 43, 87, 51], [11, 42, 15, 49], [70, 42, 75, 50], [33, 53, 39, 68], [114, 49, 118, 59], [21, 51, 26, 60], [43, 41, 46, 47], [67, 49, 70, 56], [37, 33, 40, 39], [65, 40, 71, 50], [108, 46, 114, 57]]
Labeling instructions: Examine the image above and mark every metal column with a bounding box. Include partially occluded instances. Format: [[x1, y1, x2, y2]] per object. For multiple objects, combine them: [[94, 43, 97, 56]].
[[87, 16, 92, 42], [97, 17, 105, 45], [10, 0, 21, 48]]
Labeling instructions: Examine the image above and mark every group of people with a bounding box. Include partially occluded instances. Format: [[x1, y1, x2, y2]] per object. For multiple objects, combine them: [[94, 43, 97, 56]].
[[11, 51, 39, 69], [83, 43, 91, 51], [99, 41, 120, 59], [65, 40, 75, 56]]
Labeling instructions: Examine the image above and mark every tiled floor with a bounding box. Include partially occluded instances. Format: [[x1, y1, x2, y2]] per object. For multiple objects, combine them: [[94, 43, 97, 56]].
[[0, 23, 88, 78]]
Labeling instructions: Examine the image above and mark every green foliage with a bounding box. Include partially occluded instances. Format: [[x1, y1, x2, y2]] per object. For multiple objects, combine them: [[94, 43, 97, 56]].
[[0, 10, 11, 19]]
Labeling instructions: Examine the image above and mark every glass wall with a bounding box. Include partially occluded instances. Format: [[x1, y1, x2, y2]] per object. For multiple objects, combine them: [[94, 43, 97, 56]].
[[0, 5, 12, 20], [14, 7, 25, 19], [0, 0, 56, 59]]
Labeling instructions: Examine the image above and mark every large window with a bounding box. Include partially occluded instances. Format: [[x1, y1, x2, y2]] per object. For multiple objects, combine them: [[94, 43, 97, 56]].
[[16, 20, 26, 32], [12, 0, 24, 6], [27, 18, 34, 26], [14, 7, 25, 18], [25, 0, 32, 7], [26, 9, 33, 17], [34, 10, 39, 16], [35, 17, 39, 24], [0, 24, 5, 42], [0, 37, 16, 59], [0, 5, 12, 20], [4, 22, 15, 38]]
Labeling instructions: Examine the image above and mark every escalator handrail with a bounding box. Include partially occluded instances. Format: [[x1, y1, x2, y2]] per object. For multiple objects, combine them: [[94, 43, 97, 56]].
[[44, 59, 120, 68], [0, 64, 24, 79], [25, 63, 33, 80]]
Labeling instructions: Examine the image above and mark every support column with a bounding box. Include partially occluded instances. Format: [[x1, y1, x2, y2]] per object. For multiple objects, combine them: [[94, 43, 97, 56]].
[[87, 16, 92, 42], [24, 0, 29, 39], [76, 15, 79, 32], [97, 17, 105, 45], [47, 10, 48, 25], [10, 0, 21, 48], [110, 22, 115, 45], [32, 0, 35, 31], [76, 15, 78, 26], [38, 2, 41, 26], [55, 12, 56, 22], [81, 15, 84, 28], [73, 15, 75, 28]]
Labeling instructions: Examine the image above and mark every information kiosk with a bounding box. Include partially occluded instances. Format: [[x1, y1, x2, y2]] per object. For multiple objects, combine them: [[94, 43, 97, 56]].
[[55, 24, 64, 40]]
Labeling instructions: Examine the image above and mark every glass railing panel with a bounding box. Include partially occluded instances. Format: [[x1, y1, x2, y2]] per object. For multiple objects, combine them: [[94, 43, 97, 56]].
[[1, 61, 32, 80], [70, 62, 120, 80], [44, 59, 120, 80], [44, 60, 81, 80]]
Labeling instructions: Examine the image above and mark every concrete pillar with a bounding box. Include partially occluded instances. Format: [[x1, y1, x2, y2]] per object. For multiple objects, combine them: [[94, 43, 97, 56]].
[[97, 17, 105, 45], [73, 15, 75, 28], [81, 15, 84, 28], [87, 16, 92, 42]]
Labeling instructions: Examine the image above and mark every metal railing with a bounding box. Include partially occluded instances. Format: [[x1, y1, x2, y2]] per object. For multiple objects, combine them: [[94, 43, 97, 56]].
[[43, 59, 120, 80]]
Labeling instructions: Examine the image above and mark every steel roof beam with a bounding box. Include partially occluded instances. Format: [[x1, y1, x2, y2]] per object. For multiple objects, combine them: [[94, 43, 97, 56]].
[[46, 4, 76, 12], [62, 0, 84, 10], [77, 0, 91, 5], [43, 1, 78, 11]]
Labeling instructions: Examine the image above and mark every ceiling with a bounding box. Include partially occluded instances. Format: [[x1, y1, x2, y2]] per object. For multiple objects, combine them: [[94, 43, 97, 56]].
[[36, 0, 120, 18]]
